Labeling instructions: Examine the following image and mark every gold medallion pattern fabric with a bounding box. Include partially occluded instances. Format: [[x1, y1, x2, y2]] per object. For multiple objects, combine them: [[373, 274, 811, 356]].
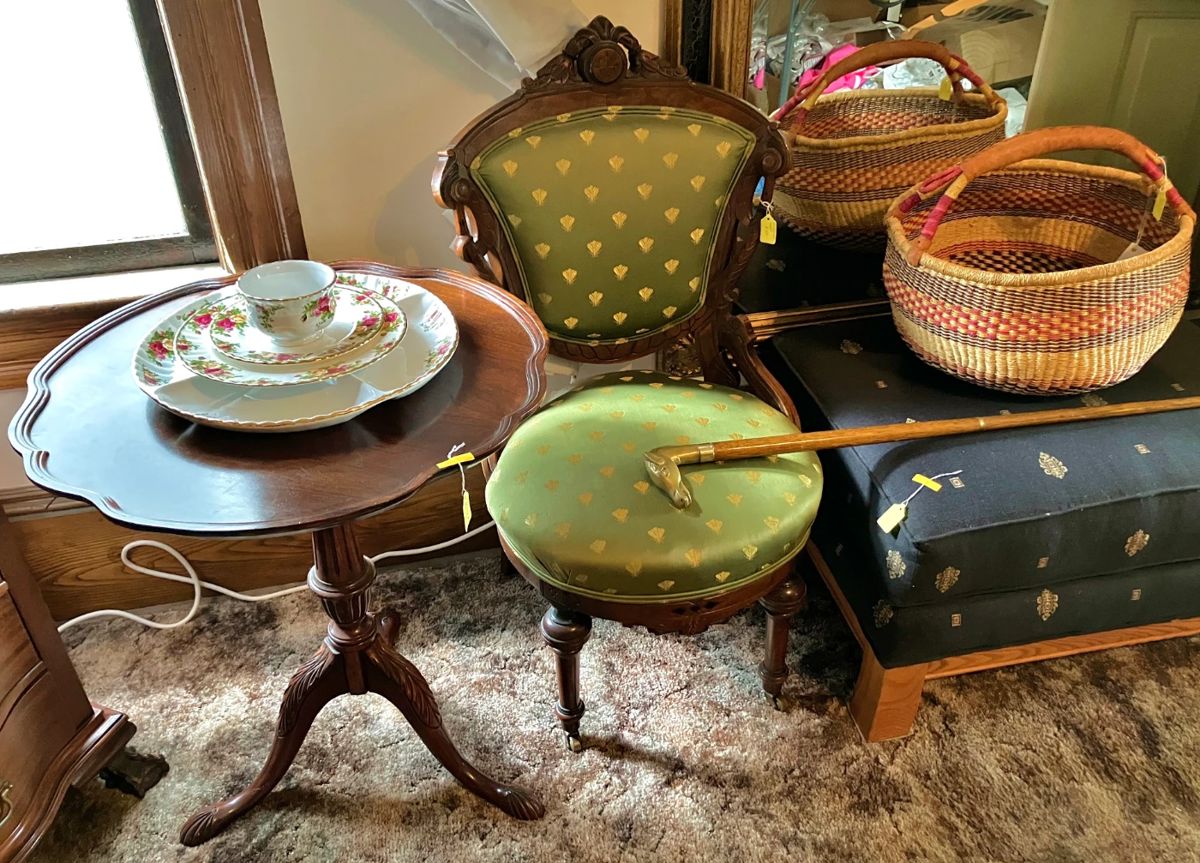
[[470, 107, 756, 343], [762, 311, 1200, 667], [485, 371, 822, 602]]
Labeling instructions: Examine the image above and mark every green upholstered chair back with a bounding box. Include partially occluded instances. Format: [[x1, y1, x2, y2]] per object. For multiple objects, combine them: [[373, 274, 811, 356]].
[[435, 17, 787, 364]]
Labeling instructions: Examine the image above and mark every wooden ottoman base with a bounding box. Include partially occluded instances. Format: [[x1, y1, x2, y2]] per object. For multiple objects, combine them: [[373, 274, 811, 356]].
[[809, 544, 1200, 742]]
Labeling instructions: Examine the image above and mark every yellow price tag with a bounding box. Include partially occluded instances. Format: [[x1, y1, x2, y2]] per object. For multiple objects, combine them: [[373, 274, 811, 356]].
[[938, 76, 953, 101], [912, 473, 943, 492], [1153, 186, 1167, 221], [876, 502, 907, 534], [760, 212, 777, 245], [462, 489, 473, 532], [437, 452, 476, 469]]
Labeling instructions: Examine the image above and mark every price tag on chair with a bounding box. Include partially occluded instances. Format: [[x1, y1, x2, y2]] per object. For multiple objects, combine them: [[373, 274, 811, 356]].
[[760, 202, 778, 245]]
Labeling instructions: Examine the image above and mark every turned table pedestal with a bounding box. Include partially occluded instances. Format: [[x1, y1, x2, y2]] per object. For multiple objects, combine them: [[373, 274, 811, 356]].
[[8, 262, 549, 844]]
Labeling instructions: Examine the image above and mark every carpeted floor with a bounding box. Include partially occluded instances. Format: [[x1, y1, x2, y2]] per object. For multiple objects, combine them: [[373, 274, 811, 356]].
[[31, 552, 1200, 863]]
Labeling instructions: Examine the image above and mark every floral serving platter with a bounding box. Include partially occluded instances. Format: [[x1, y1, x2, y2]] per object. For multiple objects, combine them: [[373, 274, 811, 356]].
[[203, 287, 384, 365], [173, 288, 407, 387], [133, 273, 459, 432]]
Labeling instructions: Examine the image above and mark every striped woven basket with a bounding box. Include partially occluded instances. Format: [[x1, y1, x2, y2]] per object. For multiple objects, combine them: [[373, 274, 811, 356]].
[[883, 126, 1196, 395], [772, 40, 1006, 251]]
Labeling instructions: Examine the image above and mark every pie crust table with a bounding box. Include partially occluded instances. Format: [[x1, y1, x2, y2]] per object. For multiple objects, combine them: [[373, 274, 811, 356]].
[[7, 261, 550, 844]]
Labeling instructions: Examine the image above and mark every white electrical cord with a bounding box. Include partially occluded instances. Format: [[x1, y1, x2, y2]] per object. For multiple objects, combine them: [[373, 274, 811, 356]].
[[57, 519, 497, 634]]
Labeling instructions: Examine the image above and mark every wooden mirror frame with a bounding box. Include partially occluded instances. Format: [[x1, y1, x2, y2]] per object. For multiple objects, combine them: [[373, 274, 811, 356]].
[[433, 15, 788, 371], [662, 0, 753, 95]]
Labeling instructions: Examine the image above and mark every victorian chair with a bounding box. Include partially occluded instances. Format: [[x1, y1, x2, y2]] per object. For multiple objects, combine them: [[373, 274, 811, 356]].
[[433, 17, 822, 750]]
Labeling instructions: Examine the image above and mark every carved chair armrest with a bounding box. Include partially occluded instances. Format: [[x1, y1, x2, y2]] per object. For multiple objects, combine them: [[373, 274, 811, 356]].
[[716, 313, 800, 425], [432, 151, 503, 287]]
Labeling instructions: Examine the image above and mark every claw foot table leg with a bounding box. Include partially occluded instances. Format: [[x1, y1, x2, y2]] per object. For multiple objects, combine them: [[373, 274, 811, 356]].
[[365, 634, 544, 820], [181, 522, 543, 845]]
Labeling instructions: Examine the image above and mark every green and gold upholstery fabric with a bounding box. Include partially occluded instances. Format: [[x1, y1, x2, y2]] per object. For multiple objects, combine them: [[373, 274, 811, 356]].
[[470, 106, 756, 344], [485, 371, 823, 602]]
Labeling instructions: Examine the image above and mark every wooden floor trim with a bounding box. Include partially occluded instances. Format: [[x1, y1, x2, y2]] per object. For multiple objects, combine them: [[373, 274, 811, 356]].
[[924, 616, 1200, 679], [4, 470, 495, 622]]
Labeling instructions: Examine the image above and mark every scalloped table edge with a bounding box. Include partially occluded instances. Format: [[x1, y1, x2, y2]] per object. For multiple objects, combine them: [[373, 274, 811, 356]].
[[7, 261, 549, 537]]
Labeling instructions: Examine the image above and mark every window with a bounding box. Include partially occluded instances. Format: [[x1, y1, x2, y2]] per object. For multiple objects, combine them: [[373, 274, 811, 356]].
[[0, 0, 216, 284]]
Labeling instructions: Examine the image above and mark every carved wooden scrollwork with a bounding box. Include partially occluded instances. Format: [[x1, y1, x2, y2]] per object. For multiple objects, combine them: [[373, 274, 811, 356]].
[[433, 154, 508, 288], [367, 642, 443, 729], [522, 16, 686, 91], [277, 644, 335, 737]]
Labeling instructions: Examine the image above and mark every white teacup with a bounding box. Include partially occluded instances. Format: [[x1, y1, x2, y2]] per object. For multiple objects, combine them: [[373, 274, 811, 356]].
[[238, 260, 338, 345]]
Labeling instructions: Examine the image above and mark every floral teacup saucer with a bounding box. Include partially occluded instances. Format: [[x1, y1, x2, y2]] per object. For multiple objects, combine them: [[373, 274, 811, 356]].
[[133, 273, 459, 432], [198, 286, 383, 366], [173, 286, 407, 387]]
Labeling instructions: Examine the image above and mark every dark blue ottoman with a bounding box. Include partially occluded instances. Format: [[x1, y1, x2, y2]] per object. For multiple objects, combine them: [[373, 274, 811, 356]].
[[759, 312, 1200, 739]]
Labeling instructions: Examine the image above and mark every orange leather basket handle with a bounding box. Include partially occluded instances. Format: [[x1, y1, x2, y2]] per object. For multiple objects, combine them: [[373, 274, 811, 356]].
[[899, 125, 1196, 265], [773, 39, 1000, 125]]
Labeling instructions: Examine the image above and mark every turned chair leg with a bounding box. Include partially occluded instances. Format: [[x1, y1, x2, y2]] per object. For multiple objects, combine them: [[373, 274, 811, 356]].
[[759, 577, 806, 709], [539, 606, 592, 752], [847, 650, 928, 742]]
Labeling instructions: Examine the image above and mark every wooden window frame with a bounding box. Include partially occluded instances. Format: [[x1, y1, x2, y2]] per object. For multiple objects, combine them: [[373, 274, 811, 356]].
[[0, 0, 217, 285], [0, 0, 305, 389]]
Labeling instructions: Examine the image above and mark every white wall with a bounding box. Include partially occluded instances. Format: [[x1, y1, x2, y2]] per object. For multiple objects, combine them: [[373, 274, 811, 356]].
[[259, 1, 663, 269]]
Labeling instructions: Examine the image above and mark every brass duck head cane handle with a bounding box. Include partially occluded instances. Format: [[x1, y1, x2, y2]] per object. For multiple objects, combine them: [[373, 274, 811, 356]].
[[643, 395, 1200, 509], [642, 444, 715, 509]]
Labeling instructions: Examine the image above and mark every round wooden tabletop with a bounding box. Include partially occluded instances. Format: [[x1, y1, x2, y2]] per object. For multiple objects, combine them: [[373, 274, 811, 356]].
[[8, 262, 548, 537]]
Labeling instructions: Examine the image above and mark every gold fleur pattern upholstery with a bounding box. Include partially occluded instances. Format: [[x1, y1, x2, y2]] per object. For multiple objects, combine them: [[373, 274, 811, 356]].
[[485, 371, 822, 601], [761, 312, 1200, 666], [470, 107, 755, 343]]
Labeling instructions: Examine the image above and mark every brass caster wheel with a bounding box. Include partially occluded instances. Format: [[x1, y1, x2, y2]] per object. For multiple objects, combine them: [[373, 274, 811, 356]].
[[565, 732, 583, 753], [767, 693, 785, 712]]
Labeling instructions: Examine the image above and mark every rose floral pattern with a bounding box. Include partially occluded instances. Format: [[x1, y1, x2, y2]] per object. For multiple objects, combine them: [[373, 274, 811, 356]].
[[335, 273, 367, 290], [175, 290, 407, 387], [132, 270, 459, 431], [206, 289, 385, 365], [301, 293, 336, 324]]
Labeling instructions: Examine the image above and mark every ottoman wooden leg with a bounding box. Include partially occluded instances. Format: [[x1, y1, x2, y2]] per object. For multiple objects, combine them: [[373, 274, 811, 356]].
[[848, 650, 928, 742]]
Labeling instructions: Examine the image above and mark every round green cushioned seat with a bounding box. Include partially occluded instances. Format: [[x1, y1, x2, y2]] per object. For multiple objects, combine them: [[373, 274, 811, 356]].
[[486, 370, 823, 602]]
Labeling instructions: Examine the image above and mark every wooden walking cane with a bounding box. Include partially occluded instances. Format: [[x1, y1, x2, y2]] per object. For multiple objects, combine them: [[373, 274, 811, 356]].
[[644, 396, 1200, 509]]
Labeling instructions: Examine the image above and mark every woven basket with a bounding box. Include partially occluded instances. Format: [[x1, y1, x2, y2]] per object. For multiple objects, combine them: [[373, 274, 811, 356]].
[[883, 125, 1196, 395], [772, 40, 1007, 251]]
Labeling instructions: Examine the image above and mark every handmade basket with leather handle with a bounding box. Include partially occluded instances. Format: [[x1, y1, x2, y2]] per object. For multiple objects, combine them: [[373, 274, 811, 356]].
[[771, 40, 1007, 251], [884, 125, 1196, 395]]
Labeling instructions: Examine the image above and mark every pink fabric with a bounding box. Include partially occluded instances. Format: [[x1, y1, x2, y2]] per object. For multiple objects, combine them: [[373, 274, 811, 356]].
[[796, 44, 877, 96]]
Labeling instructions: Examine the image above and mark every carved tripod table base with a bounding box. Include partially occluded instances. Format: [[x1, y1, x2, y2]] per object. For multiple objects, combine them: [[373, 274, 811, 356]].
[[180, 523, 544, 846]]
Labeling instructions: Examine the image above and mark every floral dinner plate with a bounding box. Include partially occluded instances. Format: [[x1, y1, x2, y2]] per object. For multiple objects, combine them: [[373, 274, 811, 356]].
[[203, 287, 385, 365], [133, 273, 459, 432], [173, 287, 407, 386]]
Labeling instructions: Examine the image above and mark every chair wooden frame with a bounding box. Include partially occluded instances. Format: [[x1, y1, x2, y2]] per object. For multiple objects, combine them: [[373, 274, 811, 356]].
[[433, 15, 787, 373], [432, 16, 804, 750]]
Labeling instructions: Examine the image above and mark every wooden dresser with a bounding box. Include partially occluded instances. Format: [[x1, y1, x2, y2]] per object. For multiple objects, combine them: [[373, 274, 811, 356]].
[[0, 512, 133, 863]]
